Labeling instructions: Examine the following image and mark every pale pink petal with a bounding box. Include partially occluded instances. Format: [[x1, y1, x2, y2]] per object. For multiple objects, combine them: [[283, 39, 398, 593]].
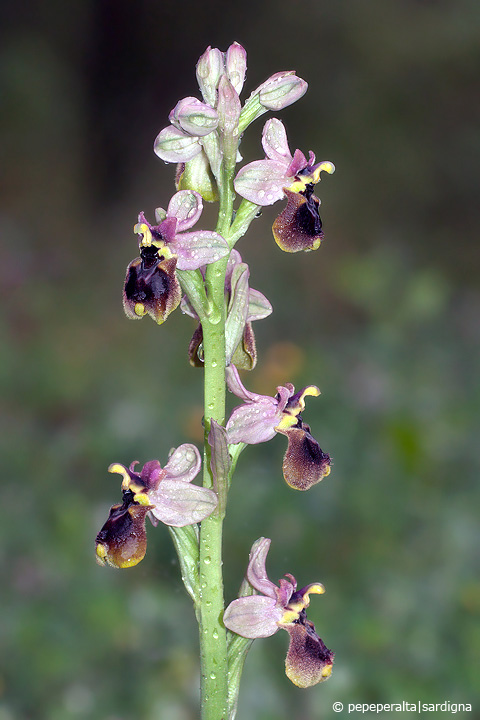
[[223, 596, 282, 638], [286, 148, 309, 177], [167, 190, 203, 231], [164, 443, 201, 483], [149, 480, 217, 526], [247, 288, 273, 322], [246, 538, 278, 598], [234, 159, 287, 205], [171, 230, 229, 271], [226, 400, 280, 445], [261, 118, 292, 164], [226, 364, 265, 403]]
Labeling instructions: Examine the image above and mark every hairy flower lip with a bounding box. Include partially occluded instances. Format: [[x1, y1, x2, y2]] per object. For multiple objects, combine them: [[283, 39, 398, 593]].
[[272, 186, 324, 253], [123, 251, 180, 325], [95, 493, 153, 569]]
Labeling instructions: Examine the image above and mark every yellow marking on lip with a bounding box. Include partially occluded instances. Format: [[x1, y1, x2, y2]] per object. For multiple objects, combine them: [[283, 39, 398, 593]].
[[287, 178, 310, 194], [133, 491, 151, 506], [96, 543, 107, 560], [322, 665, 333, 679]]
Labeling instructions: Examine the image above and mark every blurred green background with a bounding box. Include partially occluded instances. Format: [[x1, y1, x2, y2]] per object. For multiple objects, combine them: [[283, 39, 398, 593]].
[[1, 1, 479, 718]]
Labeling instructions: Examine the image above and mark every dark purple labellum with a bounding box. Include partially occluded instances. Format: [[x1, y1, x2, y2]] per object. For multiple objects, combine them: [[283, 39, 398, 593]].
[[95, 490, 152, 568], [122, 252, 181, 324], [284, 614, 334, 687], [281, 420, 331, 491], [272, 187, 324, 253], [296, 183, 323, 236]]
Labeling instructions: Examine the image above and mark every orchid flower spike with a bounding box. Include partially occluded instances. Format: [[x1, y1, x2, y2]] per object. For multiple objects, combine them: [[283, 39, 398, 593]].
[[95, 444, 217, 568], [226, 365, 331, 490], [223, 537, 334, 687], [234, 118, 335, 252], [123, 190, 228, 324]]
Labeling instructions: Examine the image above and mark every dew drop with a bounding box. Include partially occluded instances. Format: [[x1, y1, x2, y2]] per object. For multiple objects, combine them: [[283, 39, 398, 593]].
[[203, 556, 212, 565], [210, 672, 216, 680], [212, 630, 219, 639]]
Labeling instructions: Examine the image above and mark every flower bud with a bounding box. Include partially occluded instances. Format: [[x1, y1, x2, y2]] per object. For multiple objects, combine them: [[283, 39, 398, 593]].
[[216, 75, 241, 135], [169, 97, 219, 137], [196, 46, 223, 106], [176, 151, 219, 202], [258, 71, 308, 110], [225, 41, 247, 95], [154, 126, 202, 163]]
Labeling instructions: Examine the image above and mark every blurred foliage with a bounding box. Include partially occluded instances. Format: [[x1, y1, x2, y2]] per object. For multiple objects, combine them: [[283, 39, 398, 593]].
[[1, 1, 479, 718]]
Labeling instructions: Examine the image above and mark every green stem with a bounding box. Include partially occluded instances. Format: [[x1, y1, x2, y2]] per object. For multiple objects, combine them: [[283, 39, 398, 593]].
[[199, 262, 228, 720], [198, 132, 238, 720]]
